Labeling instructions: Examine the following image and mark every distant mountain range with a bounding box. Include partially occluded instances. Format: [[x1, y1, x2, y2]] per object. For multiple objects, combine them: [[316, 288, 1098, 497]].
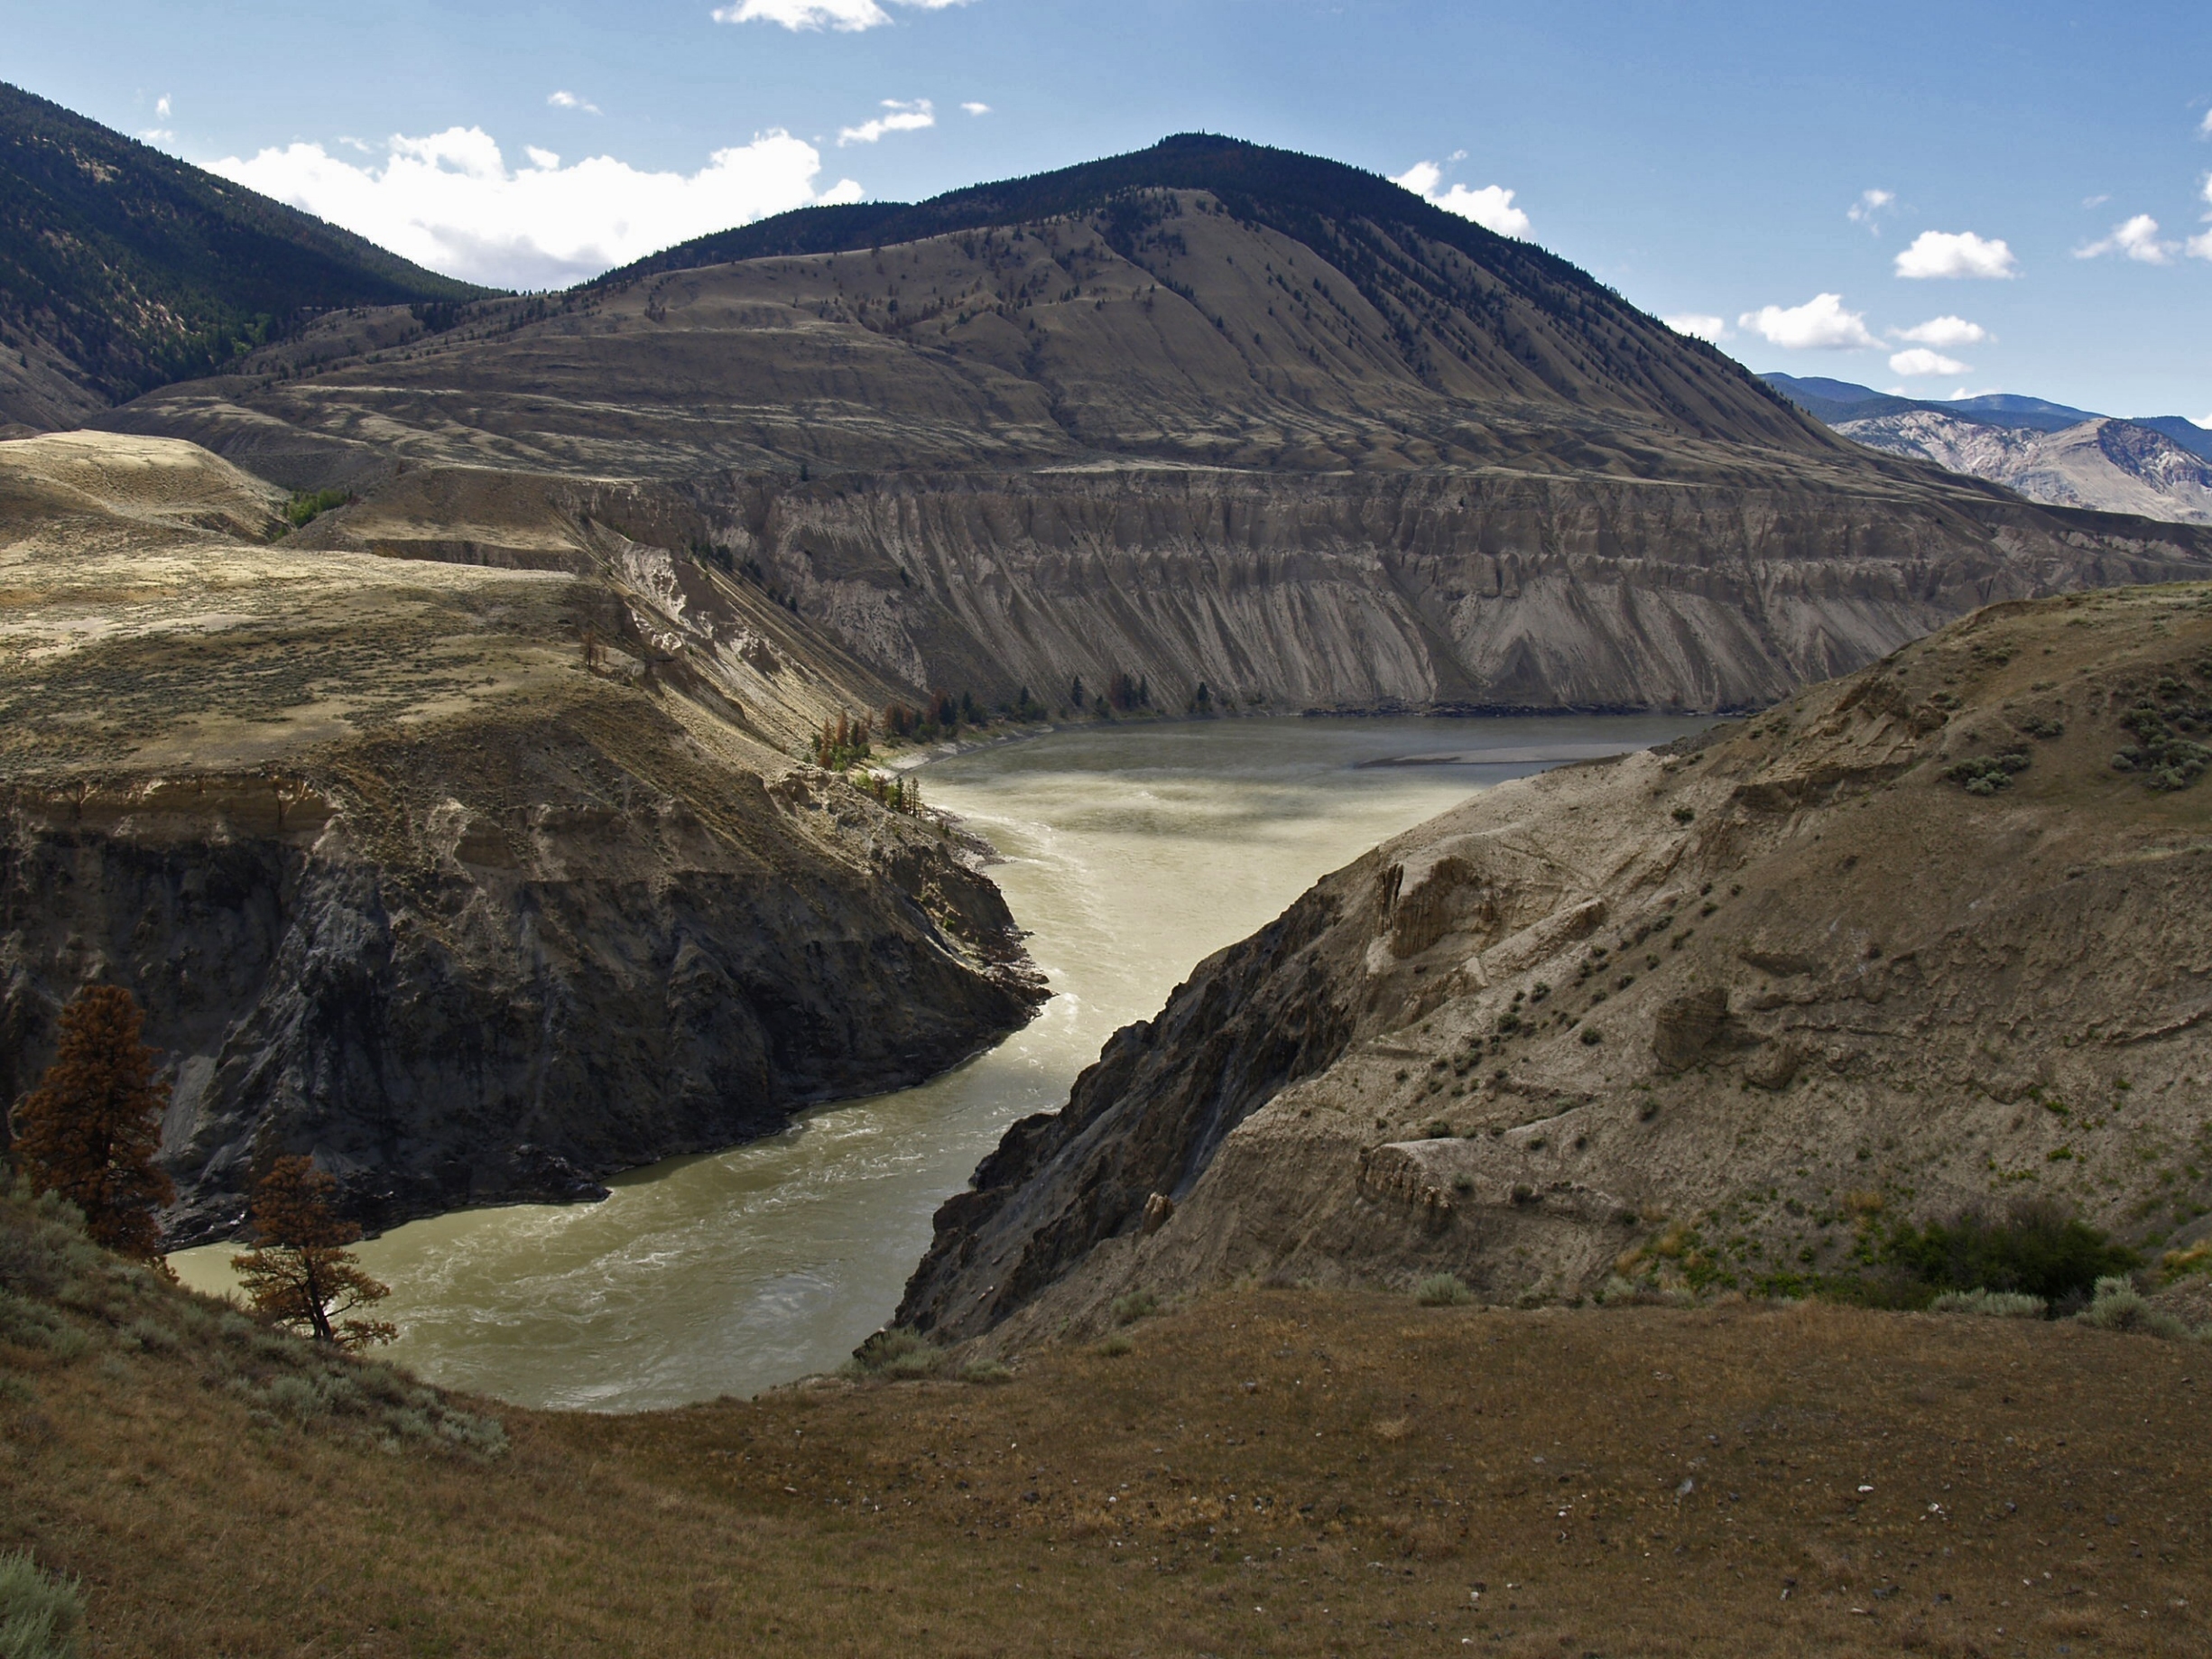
[[0, 81, 487, 431], [1765, 374, 2212, 524], [1764, 375, 2212, 459]]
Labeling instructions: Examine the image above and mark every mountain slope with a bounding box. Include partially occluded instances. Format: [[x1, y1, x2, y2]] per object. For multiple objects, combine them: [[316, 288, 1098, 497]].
[[1838, 409, 2212, 524], [1765, 375, 2106, 436], [93, 135, 2212, 715], [597, 133, 1823, 454], [0, 81, 487, 431], [1767, 372, 2212, 463], [899, 583, 2212, 1342]]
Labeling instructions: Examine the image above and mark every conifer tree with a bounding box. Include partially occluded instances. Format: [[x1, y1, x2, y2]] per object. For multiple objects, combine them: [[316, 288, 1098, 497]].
[[11, 984, 173, 1259], [231, 1156, 396, 1349]]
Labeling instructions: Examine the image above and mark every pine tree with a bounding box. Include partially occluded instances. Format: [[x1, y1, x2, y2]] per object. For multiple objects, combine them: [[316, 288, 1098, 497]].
[[231, 1156, 396, 1349], [11, 984, 174, 1259]]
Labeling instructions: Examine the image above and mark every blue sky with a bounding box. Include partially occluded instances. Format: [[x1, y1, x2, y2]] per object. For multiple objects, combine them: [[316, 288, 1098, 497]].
[[9, 1, 2209, 420]]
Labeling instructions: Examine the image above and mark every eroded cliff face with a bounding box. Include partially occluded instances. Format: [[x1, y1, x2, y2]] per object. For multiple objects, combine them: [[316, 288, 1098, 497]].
[[0, 433, 1041, 1243], [899, 583, 2212, 1344], [0, 737, 1038, 1245], [709, 467, 2212, 716]]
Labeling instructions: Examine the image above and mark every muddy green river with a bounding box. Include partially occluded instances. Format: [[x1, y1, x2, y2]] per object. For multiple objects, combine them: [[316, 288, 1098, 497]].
[[171, 715, 1700, 1409]]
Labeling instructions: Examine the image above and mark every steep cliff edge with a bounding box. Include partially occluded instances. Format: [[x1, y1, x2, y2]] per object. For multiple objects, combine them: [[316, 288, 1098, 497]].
[[900, 582, 2212, 1342], [0, 432, 1041, 1243]]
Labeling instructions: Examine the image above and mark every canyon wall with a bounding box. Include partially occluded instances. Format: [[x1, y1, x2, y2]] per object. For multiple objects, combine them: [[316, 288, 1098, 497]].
[[900, 584, 2212, 1343]]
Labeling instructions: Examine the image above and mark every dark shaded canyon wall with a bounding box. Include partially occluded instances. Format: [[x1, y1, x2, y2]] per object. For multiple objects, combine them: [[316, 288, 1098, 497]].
[[0, 765, 1041, 1246]]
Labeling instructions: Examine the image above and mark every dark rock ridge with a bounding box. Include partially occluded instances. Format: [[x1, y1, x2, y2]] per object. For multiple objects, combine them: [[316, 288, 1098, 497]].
[[1, 729, 1041, 1246]]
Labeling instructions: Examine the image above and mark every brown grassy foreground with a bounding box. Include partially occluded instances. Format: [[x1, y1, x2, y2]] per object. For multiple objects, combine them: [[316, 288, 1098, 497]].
[[5, 1250, 2211, 1658]]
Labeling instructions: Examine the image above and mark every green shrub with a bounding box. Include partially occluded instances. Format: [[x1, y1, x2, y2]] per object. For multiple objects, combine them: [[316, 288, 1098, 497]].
[[1094, 1332, 1134, 1358], [958, 1358, 1012, 1386], [0, 1549, 83, 1659], [1942, 752, 2029, 795], [1883, 1203, 2137, 1302], [1414, 1273, 1472, 1307], [281, 487, 352, 529]]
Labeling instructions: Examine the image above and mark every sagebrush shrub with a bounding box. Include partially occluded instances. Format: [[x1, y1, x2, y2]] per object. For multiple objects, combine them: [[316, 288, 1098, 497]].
[[1414, 1274, 1471, 1307], [1929, 1288, 2046, 1320], [0, 1548, 83, 1659]]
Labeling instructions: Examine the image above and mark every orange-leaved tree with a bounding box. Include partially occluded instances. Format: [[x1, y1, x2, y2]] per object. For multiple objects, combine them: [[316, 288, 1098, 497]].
[[12, 983, 174, 1259], [230, 1155, 396, 1349]]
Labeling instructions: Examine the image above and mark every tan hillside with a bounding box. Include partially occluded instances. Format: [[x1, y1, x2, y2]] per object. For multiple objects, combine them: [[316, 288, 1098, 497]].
[[0, 431, 1039, 1243], [900, 583, 2212, 1342], [3, 1182, 2208, 1657]]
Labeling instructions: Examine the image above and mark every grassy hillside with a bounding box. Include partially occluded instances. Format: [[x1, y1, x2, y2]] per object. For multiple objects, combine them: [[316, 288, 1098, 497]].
[[0, 82, 487, 426], [2, 1179, 2207, 1655]]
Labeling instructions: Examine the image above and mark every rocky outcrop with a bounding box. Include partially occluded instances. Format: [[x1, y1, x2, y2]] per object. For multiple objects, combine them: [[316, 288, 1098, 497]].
[[901, 583, 2212, 1343], [0, 710, 1041, 1245]]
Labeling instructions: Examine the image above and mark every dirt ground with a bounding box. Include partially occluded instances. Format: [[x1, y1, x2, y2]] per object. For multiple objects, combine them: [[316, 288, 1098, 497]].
[[5, 1282, 2207, 1656]]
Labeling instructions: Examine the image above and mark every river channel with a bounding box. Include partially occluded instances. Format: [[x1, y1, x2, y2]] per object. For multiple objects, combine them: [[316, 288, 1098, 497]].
[[171, 714, 1702, 1409]]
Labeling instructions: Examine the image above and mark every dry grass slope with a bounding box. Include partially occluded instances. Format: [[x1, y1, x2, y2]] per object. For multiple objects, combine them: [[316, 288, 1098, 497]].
[[4, 1169, 2209, 1658]]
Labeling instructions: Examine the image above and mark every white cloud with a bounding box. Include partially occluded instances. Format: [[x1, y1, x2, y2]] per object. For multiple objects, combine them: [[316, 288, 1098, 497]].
[[1390, 161, 1530, 236], [2193, 413, 2212, 429], [712, 0, 967, 32], [2201, 110, 2212, 138], [960, 101, 990, 116], [548, 90, 601, 114], [2076, 213, 2175, 264], [1894, 229, 2018, 280], [1661, 313, 1730, 343], [2189, 177, 2212, 262], [524, 146, 560, 171], [838, 98, 934, 146], [1942, 386, 2002, 401], [1888, 347, 1968, 377], [1736, 292, 1879, 351], [154, 95, 171, 120], [1846, 188, 1893, 231], [1893, 314, 1988, 348], [208, 126, 864, 290]]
